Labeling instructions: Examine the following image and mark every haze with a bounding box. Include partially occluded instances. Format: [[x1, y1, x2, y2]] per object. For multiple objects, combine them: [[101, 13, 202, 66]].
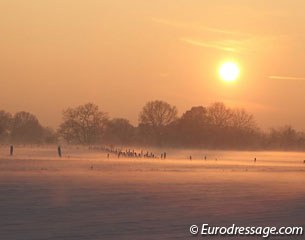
[[1, 0, 305, 129]]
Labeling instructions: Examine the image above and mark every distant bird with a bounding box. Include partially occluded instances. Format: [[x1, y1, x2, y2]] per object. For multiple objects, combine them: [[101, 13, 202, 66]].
[[189, 156, 192, 160], [303, 160, 305, 164], [204, 156, 207, 160], [254, 158, 257, 162]]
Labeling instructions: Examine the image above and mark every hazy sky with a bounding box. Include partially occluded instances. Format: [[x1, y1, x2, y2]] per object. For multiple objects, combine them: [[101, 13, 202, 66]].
[[1, 0, 305, 129]]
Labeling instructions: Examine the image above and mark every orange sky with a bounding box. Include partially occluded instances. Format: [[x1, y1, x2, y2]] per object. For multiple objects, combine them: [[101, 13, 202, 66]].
[[1, 0, 305, 129]]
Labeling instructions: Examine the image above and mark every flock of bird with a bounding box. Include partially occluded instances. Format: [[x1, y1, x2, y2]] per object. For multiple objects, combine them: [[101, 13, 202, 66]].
[[5, 144, 305, 164]]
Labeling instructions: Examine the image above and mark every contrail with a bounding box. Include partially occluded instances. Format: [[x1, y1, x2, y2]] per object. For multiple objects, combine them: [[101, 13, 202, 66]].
[[269, 76, 305, 81]]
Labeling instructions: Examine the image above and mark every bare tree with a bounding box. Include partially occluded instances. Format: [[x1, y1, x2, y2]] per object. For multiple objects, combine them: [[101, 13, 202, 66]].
[[231, 108, 257, 132], [267, 125, 302, 149], [207, 102, 233, 128], [58, 103, 108, 144], [139, 100, 177, 128], [138, 100, 177, 145]]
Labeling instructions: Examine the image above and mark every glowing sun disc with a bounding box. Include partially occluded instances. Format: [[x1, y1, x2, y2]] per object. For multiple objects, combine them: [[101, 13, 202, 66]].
[[219, 62, 240, 82]]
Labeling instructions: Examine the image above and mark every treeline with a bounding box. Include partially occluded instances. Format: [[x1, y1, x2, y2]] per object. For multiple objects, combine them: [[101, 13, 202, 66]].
[[1, 101, 305, 150], [0, 111, 56, 144]]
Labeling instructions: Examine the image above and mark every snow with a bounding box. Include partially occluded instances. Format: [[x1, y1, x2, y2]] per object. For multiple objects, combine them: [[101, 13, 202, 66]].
[[0, 146, 304, 239]]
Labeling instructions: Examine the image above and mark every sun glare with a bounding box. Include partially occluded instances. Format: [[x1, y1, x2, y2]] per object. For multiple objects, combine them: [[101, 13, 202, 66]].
[[219, 62, 240, 82]]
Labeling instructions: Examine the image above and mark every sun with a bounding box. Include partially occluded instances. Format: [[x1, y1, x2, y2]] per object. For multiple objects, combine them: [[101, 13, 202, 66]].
[[219, 62, 240, 82]]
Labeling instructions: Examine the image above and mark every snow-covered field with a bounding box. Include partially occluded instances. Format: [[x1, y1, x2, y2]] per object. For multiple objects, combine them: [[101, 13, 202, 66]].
[[0, 146, 304, 239]]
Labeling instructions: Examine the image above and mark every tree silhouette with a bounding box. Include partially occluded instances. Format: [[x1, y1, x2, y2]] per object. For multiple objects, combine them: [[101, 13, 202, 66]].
[[176, 106, 209, 146], [104, 118, 135, 145], [139, 100, 177, 127], [207, 102, 233, 128], [58, 103, 108, 144], [138, 100, 177, 145], [11, 111, 44, 143], [230, 108, 257, 131], [0, 110, 12, 141]]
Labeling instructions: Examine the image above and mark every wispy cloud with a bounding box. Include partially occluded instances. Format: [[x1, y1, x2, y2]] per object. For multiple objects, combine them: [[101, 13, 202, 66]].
[[200, 27, 246, 36], [269, 76, 305, 81], [180, 38, 241, 53], [151, 17, 300, 54], [152, 17, 252, 53], [151, 17, 247, 37]]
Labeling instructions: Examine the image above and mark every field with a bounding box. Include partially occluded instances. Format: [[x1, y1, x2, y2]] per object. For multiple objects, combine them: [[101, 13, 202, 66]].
[[0, 146, 304, 239]]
